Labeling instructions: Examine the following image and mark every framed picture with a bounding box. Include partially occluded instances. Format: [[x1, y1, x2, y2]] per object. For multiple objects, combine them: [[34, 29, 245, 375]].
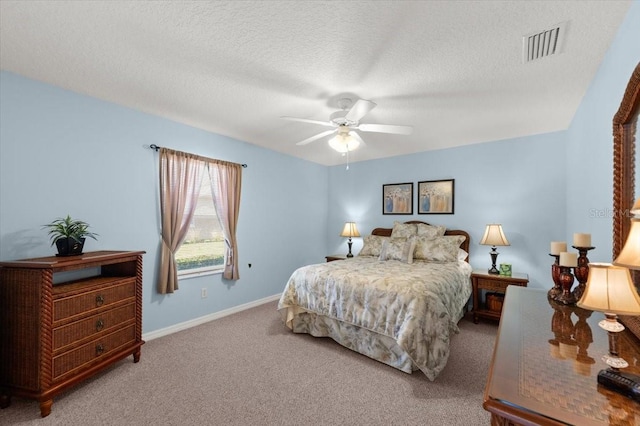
[[382, 182, 413, 215], [418, 179, 455, 214]]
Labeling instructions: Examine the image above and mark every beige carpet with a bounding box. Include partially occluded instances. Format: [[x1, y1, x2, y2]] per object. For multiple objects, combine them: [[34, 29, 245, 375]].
[[0, 301, 497, 425]]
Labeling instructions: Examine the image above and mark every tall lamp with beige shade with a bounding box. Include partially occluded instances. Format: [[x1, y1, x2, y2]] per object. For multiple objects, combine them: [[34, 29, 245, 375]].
[[340, 222, 361, 258], [613, 197, 640, 270], [577, 199, 640, 400], [614, 197, 640, 339], [576, 263, 640, 400], [479, 224, 510, 274]]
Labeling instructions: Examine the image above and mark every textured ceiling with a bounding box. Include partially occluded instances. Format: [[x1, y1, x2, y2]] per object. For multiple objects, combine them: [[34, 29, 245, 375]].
[[0, 1, 632, 166]]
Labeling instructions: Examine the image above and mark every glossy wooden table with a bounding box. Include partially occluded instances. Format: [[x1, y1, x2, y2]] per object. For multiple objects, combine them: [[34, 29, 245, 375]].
[[484, 286, 640, 426]]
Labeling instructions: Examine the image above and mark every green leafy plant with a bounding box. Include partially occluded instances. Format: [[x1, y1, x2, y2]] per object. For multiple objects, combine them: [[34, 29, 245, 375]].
[[43, 215, 99, 246]]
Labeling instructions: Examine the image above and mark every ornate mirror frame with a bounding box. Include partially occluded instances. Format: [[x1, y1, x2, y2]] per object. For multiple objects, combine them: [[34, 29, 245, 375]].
[[613, 62, 640, 338], [613, 62, 639, 264]]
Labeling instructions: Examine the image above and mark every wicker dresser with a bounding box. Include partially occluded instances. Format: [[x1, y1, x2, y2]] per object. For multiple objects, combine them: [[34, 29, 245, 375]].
[[0, 250, 145, 417]]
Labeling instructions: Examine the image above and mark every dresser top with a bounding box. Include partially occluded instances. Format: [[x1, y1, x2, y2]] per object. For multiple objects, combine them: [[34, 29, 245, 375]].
[[0, 250, 145, 270], [484, 286, 640, 425]]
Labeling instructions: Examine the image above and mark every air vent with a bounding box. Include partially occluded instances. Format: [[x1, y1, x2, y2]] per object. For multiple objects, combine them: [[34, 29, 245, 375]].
[[523, 22, 567, 63]]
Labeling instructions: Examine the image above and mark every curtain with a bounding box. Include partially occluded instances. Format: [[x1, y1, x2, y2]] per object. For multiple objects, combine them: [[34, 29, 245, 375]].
[[208, 160, 242, 280], [158, 148, 206, 294]]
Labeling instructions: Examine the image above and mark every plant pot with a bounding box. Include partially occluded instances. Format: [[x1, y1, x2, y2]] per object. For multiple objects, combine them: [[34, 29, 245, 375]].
[[55, 237, 85, 256]]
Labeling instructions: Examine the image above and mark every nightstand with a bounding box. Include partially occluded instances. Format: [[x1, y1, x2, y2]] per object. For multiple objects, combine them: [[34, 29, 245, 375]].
[[325, 255, 347, 262], [471, 269, 528, 323]]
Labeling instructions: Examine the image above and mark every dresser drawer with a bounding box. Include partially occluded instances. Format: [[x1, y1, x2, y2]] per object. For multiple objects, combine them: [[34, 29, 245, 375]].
[[52, 324, 136, 380], [53, 303, 136, 351], [53, 278, 136, 322]]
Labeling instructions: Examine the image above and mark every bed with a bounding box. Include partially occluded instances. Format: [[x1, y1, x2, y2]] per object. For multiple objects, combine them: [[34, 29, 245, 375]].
[[277, 221, 472, 380]]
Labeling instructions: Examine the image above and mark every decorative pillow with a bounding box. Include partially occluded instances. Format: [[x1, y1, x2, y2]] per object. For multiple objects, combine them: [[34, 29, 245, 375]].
[[390, 221, 418, 238], [379, 237, 416, 264], [358, 235, 389, 257], [416, 223, 446, 238], [414, 235, 466, 262]]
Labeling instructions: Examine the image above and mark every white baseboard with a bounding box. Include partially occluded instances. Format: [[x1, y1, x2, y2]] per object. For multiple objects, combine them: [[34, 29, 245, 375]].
[[142, 293, 281, 341]]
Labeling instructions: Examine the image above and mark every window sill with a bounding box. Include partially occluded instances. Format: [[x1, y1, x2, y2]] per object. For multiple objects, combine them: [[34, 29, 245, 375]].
[[178, 268, 223, 280]]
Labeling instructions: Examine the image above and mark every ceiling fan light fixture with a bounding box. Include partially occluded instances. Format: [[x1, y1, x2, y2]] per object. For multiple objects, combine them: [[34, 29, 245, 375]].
[[328, 131, 360, 153], [286, 97, 410, 151]]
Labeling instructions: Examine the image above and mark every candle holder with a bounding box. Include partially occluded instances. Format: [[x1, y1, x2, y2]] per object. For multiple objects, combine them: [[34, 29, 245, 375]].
[[556, 266, 577, 305], [548, 253, 562, 300], [571, 245, 595, 302], [557, 302, 577, 360], [548, 300, 564, 359], [573, 305, 595, 376]]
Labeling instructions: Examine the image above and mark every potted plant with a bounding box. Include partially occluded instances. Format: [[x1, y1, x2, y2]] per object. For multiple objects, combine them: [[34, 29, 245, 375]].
[[43, 215, 98, 256]]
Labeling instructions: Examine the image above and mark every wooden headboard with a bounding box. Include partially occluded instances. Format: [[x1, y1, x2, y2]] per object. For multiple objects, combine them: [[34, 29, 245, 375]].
[[371, 221, 470, 261]]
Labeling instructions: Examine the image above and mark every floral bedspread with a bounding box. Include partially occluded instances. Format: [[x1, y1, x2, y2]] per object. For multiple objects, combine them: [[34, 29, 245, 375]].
[[277, 256, 472, 380]]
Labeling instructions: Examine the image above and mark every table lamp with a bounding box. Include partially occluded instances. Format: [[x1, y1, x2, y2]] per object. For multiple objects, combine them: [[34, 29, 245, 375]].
[[612, 198, 640, 270], [340, 222, 361, 258], [576, 263, 640, 400], [479, 224, 510, 274], [613, 196, 640, 300]]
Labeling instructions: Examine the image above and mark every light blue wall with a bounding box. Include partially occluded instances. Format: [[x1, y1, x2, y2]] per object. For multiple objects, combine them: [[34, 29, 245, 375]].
[[328, 0, 640, 291], [328, 133, 567, 289], [1, 1, 638, 333], [566, 0, 640, 264], [0, 71, 328, 333]]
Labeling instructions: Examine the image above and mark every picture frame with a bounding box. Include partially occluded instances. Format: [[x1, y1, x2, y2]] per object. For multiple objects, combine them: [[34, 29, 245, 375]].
[[418, 179, 455, 214], [382, 182, 413, 215]]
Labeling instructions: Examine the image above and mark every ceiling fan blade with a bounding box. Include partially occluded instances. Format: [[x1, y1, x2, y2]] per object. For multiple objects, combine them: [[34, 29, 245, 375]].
[[357, 123, 413, 135], [295, 129, 337, 146], [345, 99, 377, 122], [281, 116, 334, 127]]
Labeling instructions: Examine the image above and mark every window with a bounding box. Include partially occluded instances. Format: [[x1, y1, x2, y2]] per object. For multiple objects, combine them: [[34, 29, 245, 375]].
[[175, 174, 225, 275], [157, 147, 242, 294]]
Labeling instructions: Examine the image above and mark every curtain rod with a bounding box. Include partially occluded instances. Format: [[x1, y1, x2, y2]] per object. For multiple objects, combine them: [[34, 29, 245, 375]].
[[148, 144, 247, 168]]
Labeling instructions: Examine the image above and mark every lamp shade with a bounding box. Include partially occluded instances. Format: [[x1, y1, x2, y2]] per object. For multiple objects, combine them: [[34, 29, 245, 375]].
[[613, 218, 640, 270], [328, 131, 360, 153], [577, 263, 640, 315], [631, 197, 640, 215], [340, 222, 361, 238], [479, 224, 510, 246]]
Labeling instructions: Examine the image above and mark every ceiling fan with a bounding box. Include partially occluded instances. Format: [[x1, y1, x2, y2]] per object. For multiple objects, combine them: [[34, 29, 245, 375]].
[[281, 98, 413, 153]]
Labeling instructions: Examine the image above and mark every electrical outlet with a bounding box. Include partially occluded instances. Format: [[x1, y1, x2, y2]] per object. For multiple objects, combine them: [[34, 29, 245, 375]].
[[201, 288, 207, 299]]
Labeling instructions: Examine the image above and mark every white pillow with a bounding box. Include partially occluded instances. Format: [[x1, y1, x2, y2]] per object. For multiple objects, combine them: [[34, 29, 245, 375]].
[[379, 237, 416, 264], [414, 235, 466, 262], [358, 235, 389, 257], [458, 248, 469, 261]]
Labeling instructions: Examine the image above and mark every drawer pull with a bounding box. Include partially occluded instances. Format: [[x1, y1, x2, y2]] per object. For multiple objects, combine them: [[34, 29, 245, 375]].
[[96, 319, 104, 331], [96, 344, 105, 356], [96, 294, 105, 307]]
